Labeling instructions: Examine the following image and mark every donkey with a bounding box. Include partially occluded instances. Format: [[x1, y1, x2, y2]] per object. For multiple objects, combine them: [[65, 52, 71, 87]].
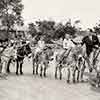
[[54, 44, 85, 83], [15, 43, 31, 75], [32, 46, 54, 77]]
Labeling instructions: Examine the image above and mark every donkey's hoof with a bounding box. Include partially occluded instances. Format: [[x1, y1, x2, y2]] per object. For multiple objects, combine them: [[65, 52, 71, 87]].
[[44, 74, 46, 77], [40, 74, 42, 77], [77, 80, 79, 83], [16, 72, 19, 75], [7, 70, 10, 74], [36, 72, 38, 75], [81, 79, 84, 83], [73, 80, 76, 83], [55, 74, 57, 79], [67, 80, 70, 83], [33, 71, 35, 75], [33, 70, 36, 75], [20, 72, 23, 75]]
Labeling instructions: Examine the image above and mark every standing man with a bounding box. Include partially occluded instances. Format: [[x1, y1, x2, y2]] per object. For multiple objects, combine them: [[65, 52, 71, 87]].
[[81, 30, 100, 72]]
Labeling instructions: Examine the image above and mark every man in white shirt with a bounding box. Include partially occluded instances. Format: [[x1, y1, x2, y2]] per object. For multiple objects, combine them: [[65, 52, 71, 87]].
[[63, 34, 75, 49]]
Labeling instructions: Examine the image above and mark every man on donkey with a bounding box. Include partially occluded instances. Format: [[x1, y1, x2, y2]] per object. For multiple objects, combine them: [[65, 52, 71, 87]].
[[34, 35, 46, 59], [60, 34, 76, 63]]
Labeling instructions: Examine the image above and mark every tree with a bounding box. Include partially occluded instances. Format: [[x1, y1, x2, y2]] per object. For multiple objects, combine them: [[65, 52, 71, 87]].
[[54, 22, 65, 39], [93, 23, 100, 34], [36, 20, 55, 34], [28, 22, 37, 37], [54, 19, 77, 39], [64, 19, 77, 36], [36, 20, 55, 43], [0, 0, 24, 33]]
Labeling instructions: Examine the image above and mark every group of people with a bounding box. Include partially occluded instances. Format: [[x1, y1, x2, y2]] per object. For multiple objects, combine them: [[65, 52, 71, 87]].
[[0, 31, 100, 85]]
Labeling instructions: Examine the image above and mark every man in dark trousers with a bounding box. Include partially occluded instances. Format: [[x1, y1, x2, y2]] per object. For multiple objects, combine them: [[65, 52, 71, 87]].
[[81, 30, 100, 72]]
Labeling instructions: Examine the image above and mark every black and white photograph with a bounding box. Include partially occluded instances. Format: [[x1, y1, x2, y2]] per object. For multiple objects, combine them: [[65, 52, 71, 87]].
[[0, 0, 100, 100]]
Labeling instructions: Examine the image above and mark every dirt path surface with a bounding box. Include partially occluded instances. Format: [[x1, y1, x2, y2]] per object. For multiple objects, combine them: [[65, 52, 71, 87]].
[[0, 58, 100, 100]]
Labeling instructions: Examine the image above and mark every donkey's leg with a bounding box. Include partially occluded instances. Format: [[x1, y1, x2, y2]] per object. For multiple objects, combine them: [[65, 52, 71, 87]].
[[55, 66, 58, 79], [6, 58, 12, 73], [16, 60, 19, 75], [40, 63, 43, 77], [0, 63, 2, 73], [86, 57, 93, 73], [76, 62, 80, 82], [76, 60, 80, 82], [77, 69, 80, 82], [32, 58, 35, 75], [36, 63, 39, 75], [44, 67, 47, 77], [72, 68, 76, 83], [44, 63, 48, 77], [32, 61, 35, 75], [80, 62, 86, 82], [0, 58, 2, 73], [20, 61, 23, 75], [3, 61, 8, 74], [59, 66, 62, 80], [67, 68, 70, 83]]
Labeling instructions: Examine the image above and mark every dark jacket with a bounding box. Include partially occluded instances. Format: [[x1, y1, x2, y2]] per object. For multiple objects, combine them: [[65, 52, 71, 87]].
[[81, 35, 100, 57]]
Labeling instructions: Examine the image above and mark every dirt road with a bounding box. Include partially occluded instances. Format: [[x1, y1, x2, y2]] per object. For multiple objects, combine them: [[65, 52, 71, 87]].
[[0, 58, 100, 100]]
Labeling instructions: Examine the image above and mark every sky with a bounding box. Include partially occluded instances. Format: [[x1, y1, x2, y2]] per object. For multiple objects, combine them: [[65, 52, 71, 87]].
[[22, 0, 100, 29]]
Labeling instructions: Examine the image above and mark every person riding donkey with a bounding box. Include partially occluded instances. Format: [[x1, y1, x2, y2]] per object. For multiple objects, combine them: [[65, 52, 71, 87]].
[[34, 35, 46, 59], [81, 29, 100, 73], [60, 34, 75, 63]]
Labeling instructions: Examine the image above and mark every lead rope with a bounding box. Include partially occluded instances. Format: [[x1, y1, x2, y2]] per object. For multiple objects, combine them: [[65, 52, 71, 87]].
[[58, 48, 72, 66]]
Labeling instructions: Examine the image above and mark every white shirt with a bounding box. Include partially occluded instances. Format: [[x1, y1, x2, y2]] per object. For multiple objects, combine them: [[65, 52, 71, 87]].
[[63, 38, 75, 49], [35, 40, 45, 53], [38, 40, 45, 50]]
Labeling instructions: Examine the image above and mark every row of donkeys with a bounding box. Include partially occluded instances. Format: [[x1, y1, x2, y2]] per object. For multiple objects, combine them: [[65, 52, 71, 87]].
[[3, 42, 99, 84]]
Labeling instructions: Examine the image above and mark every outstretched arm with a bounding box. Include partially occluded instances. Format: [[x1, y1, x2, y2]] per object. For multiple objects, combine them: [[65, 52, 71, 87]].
[[71, 39, 79, 45]]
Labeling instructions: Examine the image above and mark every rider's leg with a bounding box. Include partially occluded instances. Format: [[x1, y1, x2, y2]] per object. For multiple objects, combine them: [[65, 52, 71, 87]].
[[85, 53, 93, 73]]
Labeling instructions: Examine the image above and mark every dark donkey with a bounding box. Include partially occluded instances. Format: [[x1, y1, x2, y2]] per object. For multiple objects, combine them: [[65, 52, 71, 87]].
[[16, 43, 31, 75]]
